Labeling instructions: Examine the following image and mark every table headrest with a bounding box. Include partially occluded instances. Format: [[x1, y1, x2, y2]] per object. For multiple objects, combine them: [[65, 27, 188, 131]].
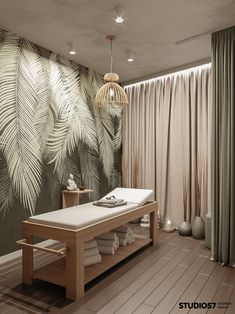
[[102, 188, 153, 206]]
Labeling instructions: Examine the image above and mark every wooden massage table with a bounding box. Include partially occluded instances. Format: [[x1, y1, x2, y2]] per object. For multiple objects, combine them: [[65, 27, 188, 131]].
[[17, 188, 158, 300]]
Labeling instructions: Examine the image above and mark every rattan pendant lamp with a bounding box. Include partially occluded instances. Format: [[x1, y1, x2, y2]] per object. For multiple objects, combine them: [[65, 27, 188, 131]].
[[95, 35, 128, 107]]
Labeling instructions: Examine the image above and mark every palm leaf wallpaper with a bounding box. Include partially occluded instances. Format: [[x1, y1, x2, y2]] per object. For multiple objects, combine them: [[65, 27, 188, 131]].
[[0, 29, 123, 222]]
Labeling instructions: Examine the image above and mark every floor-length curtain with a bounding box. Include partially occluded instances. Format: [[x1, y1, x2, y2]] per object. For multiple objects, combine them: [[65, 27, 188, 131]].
[[211, 27, 235, 266], [123, 65, 211, 226]]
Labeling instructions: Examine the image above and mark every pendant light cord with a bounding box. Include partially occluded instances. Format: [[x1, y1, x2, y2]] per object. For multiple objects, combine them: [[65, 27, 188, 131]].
[[110, 38, 113, 73]]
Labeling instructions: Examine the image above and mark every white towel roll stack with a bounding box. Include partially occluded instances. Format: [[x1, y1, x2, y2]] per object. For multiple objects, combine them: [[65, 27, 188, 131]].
[[96, 232, 119, 254], [112, 225, 135, 246], [84, 239, 102, 266]]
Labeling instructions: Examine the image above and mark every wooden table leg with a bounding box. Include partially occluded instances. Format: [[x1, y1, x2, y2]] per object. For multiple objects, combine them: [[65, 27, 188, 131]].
[[22, 235, 33, 285], [150, 209, 158, 248], [66, 240, 84, 300]]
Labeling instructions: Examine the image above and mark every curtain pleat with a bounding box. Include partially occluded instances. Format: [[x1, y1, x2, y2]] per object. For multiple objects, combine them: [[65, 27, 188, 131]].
[[211, 26, 235, 266], [123, 65, 211, 226]]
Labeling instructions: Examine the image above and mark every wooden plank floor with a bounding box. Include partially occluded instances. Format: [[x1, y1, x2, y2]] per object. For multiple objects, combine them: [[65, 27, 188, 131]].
[[0, 229, 234, 314]]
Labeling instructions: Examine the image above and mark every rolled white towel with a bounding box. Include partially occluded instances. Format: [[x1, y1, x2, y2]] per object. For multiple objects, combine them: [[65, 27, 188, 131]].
[[127, 234, 135, 244], [84, 239, 98, 250], [119, 238, 128, 246], [116, 232, 128, 239], [113, 225, 132, 233], [96, 239, 119, 250], [85, 247, 100, 258], [96, 232, 118, 241], [98, 246, 115, 255], [85, 254, 102, 266]]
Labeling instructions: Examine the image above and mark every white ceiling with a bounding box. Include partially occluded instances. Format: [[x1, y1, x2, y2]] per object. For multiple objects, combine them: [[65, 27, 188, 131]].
[[0, 0, 234, 83]]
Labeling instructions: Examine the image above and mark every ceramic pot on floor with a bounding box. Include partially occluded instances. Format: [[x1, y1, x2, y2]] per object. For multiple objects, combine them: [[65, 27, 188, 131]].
[[192, 216, 205, 239], [178, 221, 192, 236]]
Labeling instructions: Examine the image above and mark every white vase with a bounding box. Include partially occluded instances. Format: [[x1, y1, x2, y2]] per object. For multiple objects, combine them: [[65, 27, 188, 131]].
[[178, 221, 192, 236], [192, 216, 205, 239]]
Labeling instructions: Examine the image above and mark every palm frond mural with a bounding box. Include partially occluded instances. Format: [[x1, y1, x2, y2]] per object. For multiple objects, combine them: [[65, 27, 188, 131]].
[[34, 52, 50, 150], [0, 33, 42, 214], [47, 55, 98, 170], [0, 29, 123, 215], [83, 70, 120, 182], [56, 154, 81, 187], [0, 154, 14, 215], [114, 114, 123, 152], [79, 143, 100, 200]]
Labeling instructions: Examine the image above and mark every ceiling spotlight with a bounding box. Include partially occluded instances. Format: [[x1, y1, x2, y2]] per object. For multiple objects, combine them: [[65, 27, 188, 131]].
[[127, 51, 134, 62], [115, 16, 124, 23], [115, 5, 124, 24], [68, 42, 76, 55]]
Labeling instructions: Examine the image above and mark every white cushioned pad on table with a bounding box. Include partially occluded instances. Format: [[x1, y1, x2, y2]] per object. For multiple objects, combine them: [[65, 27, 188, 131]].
[[28, 202, 138, 230], [102, 188, 153, 206]]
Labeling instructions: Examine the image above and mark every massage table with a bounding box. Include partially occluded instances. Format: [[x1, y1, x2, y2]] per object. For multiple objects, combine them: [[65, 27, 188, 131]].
[[17, 188, 158, 300]]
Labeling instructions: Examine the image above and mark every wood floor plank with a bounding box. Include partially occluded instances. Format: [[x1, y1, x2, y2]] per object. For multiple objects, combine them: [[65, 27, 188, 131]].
[[0, 303, 25, 314], [144, 265, 187, 307], [125, 256, 174, 294], [84, 242, 176, 311], [179, 243, 207, 267], [199, 257, 216, 276], [133, 304, 155, 314], [50, 307, 95, 314], [96, 291, 131, 314], [208, 283, 234, 314], [114, 250, 191, 314], [0, 299, 40, 314], [72, 308, 96, 314], [226, 286, 235, 314], [170, 274, 209, 313], [189, 263, 227, 314], [149, 255, 208, 312], [221, 267, 235, 286], [126, 246, 194, 293]]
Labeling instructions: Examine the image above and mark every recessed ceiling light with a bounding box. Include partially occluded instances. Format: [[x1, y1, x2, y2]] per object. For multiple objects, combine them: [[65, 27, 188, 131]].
[[115, 5, 124, 24], [127, 51, 134, 62], [69, 42, 76, 55], [115, 15, 124, 23]]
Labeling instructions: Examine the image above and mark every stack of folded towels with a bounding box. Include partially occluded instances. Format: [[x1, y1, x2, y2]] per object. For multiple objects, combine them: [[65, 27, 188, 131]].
[[84, 239, 102, 266], [112, 225, 135, 246], [95, 232, 119, 255]]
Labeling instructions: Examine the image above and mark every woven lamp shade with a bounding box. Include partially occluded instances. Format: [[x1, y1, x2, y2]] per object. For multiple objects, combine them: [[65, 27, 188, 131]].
[[95, 81, 128, 107], [95, 72, 128, 107]]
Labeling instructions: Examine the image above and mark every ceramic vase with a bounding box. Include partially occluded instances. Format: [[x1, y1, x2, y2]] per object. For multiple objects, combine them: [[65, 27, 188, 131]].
[[178, 221, 192, 236], [192, 216, 205, 239]]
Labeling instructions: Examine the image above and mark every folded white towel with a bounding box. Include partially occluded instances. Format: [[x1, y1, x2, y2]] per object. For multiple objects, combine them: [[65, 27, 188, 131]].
[[84, 239, 98, 250], [85, 254, 102, 266], [96, 232, 118, 241], [96, 239, 119, 250], [85, 247, 100, 258], [119, 238, 128, 246], [98, 246, 115, 255]]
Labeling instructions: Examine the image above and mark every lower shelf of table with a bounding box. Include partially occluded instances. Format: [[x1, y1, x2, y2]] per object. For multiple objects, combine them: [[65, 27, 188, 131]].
[[33, 238, 152, 287]]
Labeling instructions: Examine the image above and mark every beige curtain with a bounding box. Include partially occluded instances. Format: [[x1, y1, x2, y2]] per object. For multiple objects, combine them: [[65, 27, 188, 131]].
[[123, 65, 211, 226]]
